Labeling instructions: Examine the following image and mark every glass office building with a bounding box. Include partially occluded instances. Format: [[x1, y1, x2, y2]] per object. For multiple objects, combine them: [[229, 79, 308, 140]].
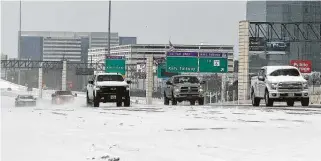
[[246, 1, 321, 73]]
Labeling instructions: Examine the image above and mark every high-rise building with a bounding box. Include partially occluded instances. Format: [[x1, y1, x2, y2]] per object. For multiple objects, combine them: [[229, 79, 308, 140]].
[[20, 31, 120, 62], [42, 37, 83, 62], [89, 32, 119, 49], [20, 36, 43, 61], [17, 31, 121, 90], [119, 37, 137, 45], [246, 1, 321, 72]]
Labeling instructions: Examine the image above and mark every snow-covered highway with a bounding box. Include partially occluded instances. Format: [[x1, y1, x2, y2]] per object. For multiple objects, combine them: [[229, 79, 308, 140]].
[[2, 90, 321, 161]]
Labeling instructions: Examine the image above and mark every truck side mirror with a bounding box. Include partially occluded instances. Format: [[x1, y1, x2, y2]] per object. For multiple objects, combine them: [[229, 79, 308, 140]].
[[258, 76, 265, 81], [303, 75, 309, 80], [126, 80, 132, 84], [51, 94, 55, 97], [200, 81, 206, 84], [88, 80, 93, 84], [74, 93, 77, 97], [166, 81, 172, 85]]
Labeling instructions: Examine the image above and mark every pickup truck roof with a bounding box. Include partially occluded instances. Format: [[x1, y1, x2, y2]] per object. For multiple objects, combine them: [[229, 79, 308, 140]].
[[262, 66, 299, 75]]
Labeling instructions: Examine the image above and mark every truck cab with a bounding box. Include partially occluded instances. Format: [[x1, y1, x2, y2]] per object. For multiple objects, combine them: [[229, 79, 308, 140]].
[[86, 72, 131, 107], [164, 75, 205, 105], [251, 66, 309, 107]]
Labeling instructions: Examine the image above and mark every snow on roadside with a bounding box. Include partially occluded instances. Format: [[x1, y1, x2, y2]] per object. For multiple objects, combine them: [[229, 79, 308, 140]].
[[2, 94, 321, 161]]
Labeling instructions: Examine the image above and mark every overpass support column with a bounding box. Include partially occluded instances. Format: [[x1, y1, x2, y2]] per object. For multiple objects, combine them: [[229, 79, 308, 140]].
[[38, 63, 43, 98], [238, 20, 250, 104], [145, 55, 153, 105], [62, 60, 67, 91], [221, 73, 226, 102]]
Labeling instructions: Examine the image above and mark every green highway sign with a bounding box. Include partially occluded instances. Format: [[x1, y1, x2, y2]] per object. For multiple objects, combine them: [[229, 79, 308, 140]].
[[166, 52, 198, 73], [199, 53, 228, 73], [157, 63, 180, 78], [105, 56, 126, 75]]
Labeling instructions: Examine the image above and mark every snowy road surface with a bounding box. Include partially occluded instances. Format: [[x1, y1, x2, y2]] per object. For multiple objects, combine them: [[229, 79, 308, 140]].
[[2, 95, 321, 161]]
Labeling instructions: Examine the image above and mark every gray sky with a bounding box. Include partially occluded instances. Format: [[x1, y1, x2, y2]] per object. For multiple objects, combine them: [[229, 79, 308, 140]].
[[1, 1, 246, 58]]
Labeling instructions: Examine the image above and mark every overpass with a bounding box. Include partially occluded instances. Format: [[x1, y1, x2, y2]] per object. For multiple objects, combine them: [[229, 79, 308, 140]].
[[1, 60, 105, 98]]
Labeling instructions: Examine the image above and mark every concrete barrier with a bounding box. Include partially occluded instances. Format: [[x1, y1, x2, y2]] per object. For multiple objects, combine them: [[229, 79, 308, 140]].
[[310, 94, 321, 105]]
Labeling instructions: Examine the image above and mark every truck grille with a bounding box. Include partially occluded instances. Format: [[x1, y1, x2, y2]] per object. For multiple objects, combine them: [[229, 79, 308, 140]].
[[278, 82, 302, 92], [180, 87, 198, 93], [100, 87, 126, 93]]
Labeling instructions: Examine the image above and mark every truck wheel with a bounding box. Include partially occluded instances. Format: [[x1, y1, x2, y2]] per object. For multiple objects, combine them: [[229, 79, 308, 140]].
[[116, 101, 122, 107], [264, 90, 274, 107], [251, 90, 260, 106], [190, 100, 195, 105], [93, 93, 100, 107], [172, 93, 177, 105], [86, 92, 91, 106], [286, 100, 295, 106], [198, 98, 204, 105], [124, 96, 130, 107], [301, 98, 309, 106], [164, 93, 169, 105]]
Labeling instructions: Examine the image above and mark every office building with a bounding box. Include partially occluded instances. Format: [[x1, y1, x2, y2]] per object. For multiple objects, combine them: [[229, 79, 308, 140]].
[[88, 48, 108, 64], [119, 37, 137, 45], [246, 1, 321, 73], [89, 32, 119, 49], [20, 31, 119, 62], [42, 37, 83, 62]]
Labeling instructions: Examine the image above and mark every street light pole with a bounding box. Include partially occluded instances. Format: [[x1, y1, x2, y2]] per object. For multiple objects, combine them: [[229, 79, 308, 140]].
[[18, 0, 22, 85], [107, 0, 111, 56]]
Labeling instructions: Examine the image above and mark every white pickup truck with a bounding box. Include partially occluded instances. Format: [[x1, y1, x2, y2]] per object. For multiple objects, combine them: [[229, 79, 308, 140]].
[[251, 66, 309, 107], [86, 72, 131, 107]]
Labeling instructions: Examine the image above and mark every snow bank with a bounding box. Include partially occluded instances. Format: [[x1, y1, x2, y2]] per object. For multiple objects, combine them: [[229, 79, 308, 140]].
[[0, 79, 26, 90]]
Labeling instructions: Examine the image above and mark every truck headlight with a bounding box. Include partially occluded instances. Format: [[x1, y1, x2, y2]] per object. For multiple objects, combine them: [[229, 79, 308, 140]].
[[269, 83, 278, 90], [95, 86, 101, 90], [302, 82, 308, 89], [199, 87, 204, 92], [126, 86, 130, 91], [174, 87, 180, 92]]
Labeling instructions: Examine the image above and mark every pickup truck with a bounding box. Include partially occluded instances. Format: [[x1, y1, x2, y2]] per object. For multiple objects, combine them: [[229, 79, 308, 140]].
[[164, 75, 205, 105], [86, 72, 131, 107], [251, 66, 309, 107]]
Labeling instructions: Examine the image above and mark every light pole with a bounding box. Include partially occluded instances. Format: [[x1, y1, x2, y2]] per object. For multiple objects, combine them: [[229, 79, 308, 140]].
[[107, 0, 111, 56], [18, 0, 22, 85]]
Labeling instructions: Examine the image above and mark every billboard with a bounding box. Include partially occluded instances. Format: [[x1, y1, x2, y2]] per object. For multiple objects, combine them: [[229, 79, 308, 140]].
[[249, 37, 290, 55], [290, 60, 312, 73]]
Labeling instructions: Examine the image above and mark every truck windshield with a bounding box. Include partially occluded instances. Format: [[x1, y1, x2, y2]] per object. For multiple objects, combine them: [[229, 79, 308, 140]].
[[56, 91, 72, 95], [269, 69, 300, 76], [97, 75, 124, 81], [173, 76, 199, 84], [20, 95, 33, 99]]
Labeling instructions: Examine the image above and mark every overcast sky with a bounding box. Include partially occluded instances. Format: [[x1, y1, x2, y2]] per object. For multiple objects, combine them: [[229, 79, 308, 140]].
[[1, 1, 246, 58]]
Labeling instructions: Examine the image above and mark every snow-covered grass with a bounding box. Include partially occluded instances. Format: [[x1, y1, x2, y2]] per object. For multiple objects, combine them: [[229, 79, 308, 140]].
[[2, 94, 321, 161]]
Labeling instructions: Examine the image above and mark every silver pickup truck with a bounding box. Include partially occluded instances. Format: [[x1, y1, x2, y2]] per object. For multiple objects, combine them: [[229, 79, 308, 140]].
[[164, 75, 205, 105], [251, 66, 310, 107]]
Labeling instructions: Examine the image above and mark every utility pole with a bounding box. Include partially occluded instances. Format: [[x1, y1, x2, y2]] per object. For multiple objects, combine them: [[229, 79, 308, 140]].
[[18, 0, 22, 85], [107, 0, 111, 56]]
